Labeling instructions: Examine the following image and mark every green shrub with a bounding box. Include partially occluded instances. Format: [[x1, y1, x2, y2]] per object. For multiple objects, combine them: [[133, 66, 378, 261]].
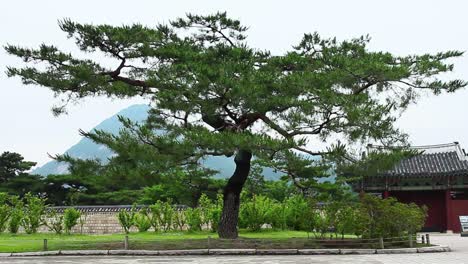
[[160, 201, 174, 232], [270, 202, 288, 230], [146, 204, 159, 232], [8, 196, 23, 234], [198, 194, 212, 229], [118, 206, 136, 234], [356, 194, 427, 238], [402, 203, 427, 235], [334, 203, 359, 239], [0, 193, 11, 233], [239, 195, 274, 231], [185, 207, 202, 232], [46, 210, 63, 234], [285, 195, 313, 231], [312, 208, 331, 238], [21, 193, 46, 234], [149, 200, 174, 232], [63, 208, 81, 234], [173, 210, 186, 231], [197, 193, 223, 232], [8, 210, 22, 234], [134, 209, 151, 232], [207, 194, 223, 232]]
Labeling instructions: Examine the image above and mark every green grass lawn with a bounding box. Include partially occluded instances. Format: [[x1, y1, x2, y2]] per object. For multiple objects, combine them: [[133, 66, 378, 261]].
[[0, 230, 363, 252]]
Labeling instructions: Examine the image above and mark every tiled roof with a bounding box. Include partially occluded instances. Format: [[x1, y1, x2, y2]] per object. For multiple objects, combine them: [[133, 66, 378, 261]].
[[385, 151, 468, 177], [49, 205, 188, 213]]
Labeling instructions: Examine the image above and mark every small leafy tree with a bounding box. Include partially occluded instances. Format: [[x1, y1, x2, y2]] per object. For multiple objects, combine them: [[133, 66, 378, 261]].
[[207, 194, 223, 232], [334, 203, 358, 239], [134, 208, 151, 232], [313, 208, 332, 239], [173, 210, 186, 231], [285, 195, 313, 231], [185, 208, 202, 232], [198, 193, 223, 232], [239, 195, 274, 231], [389, 202, 427, 237], [356, 194, 427, 238], [270, 202, 288, 230], [0, 193, 11, 233], [21, 193, 46, 234], [404, 203, 427, 235], [149, 200, 174, 232], [63, 208, 81, 234], [8, 195, 23, 234], [118, 206, 136, 234], [198, 194, 212, 229], [46, 210, 64, 234], [161, 201, 174, 232], [147, 203, 160, 232]]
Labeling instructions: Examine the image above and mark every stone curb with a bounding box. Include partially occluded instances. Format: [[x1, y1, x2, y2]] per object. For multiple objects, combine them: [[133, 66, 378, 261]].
[[11, 251, 60, 257], [3, 245, 450, 257], [376, 248, 418, 254], [340, 249, 377, 255], [256, 249, 298, 255], [60, 250, 109, 255], [298, 249, 340, 255], [109, 250, 159, 255], [209, 249, 256, 255], [417, 245, 450, 253], [158, 249, 209, 255]]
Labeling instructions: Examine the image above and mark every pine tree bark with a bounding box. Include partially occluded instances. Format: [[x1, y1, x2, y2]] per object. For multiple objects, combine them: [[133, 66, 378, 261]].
[[217, 150, 252, 239]]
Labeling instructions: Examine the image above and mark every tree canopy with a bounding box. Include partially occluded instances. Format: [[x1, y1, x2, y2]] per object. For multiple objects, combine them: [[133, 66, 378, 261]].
[[0, 152, 36, 183], [6, 12, 466, 238]]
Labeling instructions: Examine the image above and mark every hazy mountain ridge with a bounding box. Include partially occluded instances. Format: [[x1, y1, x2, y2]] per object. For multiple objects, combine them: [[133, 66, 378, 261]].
[[33, 104, 283, 179], [33, 104, 151, 175]]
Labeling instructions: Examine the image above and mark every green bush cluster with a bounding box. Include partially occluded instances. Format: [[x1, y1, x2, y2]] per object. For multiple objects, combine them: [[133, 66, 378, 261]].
[[0, 192, 49, 234], [117, 194, 223, 233], [43, 207, 82, 235], [239, 194, 426, 239], [0, 192, 84, 235], [116, 193, 427, 238], [355, 194, 427, 238], [239, 194, 314, 232], [63, 208, 81, 234]]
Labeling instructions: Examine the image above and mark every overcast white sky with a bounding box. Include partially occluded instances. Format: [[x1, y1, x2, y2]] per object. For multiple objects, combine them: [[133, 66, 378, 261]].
[[1, 0, 467, 167]]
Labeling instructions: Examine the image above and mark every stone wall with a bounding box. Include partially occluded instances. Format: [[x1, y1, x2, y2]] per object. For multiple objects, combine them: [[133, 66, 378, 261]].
[[38, 211, 133, 234], [36, 205, 164, 234], [16, 205, 189, 235]]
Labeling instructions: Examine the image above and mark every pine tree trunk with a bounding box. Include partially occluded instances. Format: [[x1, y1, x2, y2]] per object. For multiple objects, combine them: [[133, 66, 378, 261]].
[[217, 150, 252, 239]]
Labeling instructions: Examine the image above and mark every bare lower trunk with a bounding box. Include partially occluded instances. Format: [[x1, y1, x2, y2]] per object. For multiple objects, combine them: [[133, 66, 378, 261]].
[[217, 150, 252, 239]]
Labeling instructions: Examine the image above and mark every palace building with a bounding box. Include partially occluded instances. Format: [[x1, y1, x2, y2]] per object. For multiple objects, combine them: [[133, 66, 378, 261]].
[[359, 142, 468, 233]]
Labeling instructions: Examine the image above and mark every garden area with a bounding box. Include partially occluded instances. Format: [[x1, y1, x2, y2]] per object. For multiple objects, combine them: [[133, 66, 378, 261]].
[[0, 192, 429, 252]]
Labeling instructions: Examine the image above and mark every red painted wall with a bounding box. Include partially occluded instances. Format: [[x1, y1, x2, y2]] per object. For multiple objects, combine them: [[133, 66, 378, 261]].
[[388, 191, 446, 232], [386, 190, 468, 233], [449, 200, 468, 233]]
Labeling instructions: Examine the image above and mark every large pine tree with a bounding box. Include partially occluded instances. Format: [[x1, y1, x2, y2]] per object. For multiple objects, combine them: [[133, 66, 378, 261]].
[[6, 12, 466, 238]]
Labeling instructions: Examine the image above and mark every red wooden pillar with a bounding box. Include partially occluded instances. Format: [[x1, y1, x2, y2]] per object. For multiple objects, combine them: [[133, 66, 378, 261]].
[[383, 190, 390, 199], [445, 190, 453, 232]]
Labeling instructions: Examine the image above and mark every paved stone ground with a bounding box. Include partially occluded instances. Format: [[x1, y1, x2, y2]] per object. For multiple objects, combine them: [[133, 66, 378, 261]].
[[1, 234, 467, 263]]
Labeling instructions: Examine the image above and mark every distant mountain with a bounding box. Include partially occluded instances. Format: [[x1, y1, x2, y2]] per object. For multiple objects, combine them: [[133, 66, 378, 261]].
[[33, 104, 151, 176], [33, 104, 284, 180]]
